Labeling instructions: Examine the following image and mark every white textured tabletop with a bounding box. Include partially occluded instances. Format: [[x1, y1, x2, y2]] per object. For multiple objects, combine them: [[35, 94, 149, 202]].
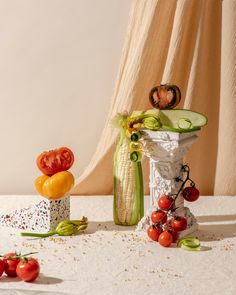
[[0, 195, 235, 295]]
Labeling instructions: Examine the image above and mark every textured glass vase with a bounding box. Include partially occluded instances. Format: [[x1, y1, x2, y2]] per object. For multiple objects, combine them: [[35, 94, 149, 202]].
[[113, 128, 144, 225]]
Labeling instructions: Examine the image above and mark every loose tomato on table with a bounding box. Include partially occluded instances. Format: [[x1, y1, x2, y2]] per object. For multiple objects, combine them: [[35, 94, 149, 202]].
[[3, 253, 20, 277], [16, 258, 40, 282], [0, 259, 4, 276], [36, 147, 74, 176], [171, 216, 187, 232]]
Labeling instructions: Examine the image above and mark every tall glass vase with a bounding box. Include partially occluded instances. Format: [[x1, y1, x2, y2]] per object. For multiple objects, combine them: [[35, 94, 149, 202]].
[[113, 127, 144, 225]]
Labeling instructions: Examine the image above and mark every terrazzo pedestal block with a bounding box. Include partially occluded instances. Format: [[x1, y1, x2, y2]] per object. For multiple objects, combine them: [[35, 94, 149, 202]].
[[0, 195, 70, 233], [137, 131, 198, 238]]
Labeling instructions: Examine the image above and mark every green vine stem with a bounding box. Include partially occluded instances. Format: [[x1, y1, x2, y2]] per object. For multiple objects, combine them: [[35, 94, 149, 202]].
[[0, 252, 38, 259], [21, 231, 57, 238]]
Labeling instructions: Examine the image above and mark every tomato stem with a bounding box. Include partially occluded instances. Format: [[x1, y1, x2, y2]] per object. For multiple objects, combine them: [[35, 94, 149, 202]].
[[154, 164, 192, 227], [0, 251, 38, 260], [20, 252, 38, 257]]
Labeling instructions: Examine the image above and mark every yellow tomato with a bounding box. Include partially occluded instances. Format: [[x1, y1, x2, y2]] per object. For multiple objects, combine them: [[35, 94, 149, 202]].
[[35, 171, 74, 200], [34, 175, 49, 197]]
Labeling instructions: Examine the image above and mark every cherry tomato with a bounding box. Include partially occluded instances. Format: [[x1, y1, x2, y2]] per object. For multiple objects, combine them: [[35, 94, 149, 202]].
[[166, 226, 179, 242], [147, 225, 162, 241], [0, 259, 4, 276], [158, 195, 174, 211], [16, 258, 40, 282], [36, 147, 74, 176], [171, 216, 187, 232], [158, 230, 173, 247], [151, 210, 167, 224], [3, 253, 20, 277], [182, 187, 199, 202]]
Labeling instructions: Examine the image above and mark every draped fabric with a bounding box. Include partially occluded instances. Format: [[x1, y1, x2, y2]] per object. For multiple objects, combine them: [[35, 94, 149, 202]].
[[73, 0, 236, 196]]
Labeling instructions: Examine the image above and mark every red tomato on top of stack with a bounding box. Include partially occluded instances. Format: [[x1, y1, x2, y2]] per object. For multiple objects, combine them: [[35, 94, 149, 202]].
[[36, 147, 74, 176]]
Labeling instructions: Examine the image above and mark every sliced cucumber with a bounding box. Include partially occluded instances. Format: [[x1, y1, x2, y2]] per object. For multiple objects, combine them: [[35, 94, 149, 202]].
[[143, 109, 160, 116], [178, 237, 201, 251], [159, 109, 207, 133]]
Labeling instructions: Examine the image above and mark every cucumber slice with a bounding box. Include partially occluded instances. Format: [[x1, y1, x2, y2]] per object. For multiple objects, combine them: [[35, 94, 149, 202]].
[[159, 109, 207, 133], [180, 244, 201, 251], [144, 109, 160, 116], [178, 237, 201, 251]]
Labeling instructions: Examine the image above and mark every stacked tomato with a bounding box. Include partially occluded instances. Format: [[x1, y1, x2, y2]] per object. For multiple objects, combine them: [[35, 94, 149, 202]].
[[0, 252, 40, 282], [35, 147, 75, 200], [147, 187, 200, 247]]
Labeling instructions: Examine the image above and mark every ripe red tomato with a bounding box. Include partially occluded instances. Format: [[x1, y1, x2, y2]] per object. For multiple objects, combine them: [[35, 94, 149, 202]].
[[16, 258, 40, 282], [182, 187, 199, 202], [171, 216, 187, 232], [36, 147, 74, 176], [166, 226, 179, 242], [0, 259, 4, 276], [151, 210, 167, 224], [158, 195, 174, 211], [158, 230, 173, 247], [147, 225, 162, 241], [3, 253, 20, 277]]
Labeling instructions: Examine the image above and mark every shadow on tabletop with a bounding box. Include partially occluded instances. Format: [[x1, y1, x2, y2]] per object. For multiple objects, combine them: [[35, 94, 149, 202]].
[[34, 274, 63, 285], [0, 290, 67, 295], [86, 221, 136, 234], [195, 214, 236, 242], [0, 274, 63, 285], [0, 276, 21, 283]]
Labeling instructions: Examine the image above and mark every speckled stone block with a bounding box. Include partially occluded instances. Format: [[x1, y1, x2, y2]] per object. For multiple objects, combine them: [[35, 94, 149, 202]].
[[0, 195, 70, 233]]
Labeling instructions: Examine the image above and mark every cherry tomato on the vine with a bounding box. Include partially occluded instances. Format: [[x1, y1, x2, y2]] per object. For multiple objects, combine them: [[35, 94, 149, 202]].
[[0, 259, 4, 276], [158, 195, 174, 211], [158, 230, 173, 247], [171, 216, 187, 232], [166, 226, 179, 242], [147, 225, 162, 241], [16, 258, 40, 282], [151, 210, 167, 224], [3, 253, 20, 277], [182, 186, 199, 202]]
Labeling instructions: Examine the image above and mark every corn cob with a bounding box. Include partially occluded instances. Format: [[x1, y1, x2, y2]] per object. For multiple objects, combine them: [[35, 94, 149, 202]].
[[112, 110, 163, 226], [113, 115, 144, 225]]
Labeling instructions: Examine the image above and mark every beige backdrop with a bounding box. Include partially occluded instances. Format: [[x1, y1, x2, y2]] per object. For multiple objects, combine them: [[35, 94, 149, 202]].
[[74, 0, 236, 196], [0, 0, 132, 194]]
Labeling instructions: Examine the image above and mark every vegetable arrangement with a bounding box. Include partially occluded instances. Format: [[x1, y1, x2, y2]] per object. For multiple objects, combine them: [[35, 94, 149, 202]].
[[113, 84, 207, 227], [147, 164, 201, 250], [35, 147, 75, 199], [0, 252, 40, 282]]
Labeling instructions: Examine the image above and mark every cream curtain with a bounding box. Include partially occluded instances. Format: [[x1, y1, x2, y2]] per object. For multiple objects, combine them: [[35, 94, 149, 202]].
[[73, 0, 236, 196]]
